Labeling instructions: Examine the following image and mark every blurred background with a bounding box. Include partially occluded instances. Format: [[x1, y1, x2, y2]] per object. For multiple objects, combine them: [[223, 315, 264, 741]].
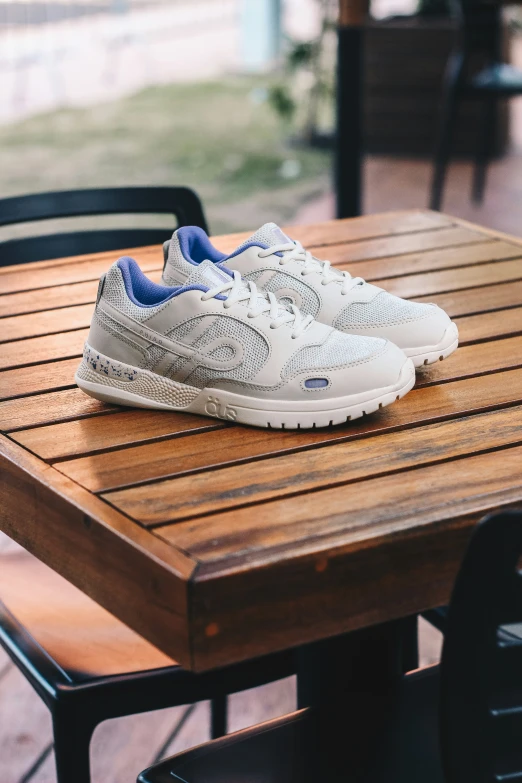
[[1, 0, 522, 235]]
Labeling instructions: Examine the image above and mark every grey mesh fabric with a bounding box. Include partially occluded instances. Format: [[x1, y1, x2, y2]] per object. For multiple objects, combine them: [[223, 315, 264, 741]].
[[233, 222, 292, 253], [253, 270, 321, 317], [184, 314, 271, 388], [334, 292, 433, 330], [103, 265, 171, 322], [163, 232, 195, 285], [165, 354, 190, 378], [283, 331, 384, 379], [166, 316, 205, 340]]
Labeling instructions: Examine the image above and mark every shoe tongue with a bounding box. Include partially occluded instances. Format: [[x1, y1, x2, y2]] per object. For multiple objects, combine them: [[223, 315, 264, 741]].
[[185, 259, 233, 289], [235, 222, 292, 253]]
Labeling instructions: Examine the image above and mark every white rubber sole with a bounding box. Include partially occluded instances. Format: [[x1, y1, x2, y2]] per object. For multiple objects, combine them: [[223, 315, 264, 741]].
[[405, 321, 459, 368], [75, 346, 416, 430]]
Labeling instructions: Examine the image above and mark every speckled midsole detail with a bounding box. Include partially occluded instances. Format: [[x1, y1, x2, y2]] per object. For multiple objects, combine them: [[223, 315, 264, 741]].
[[76, 344, 200, 409]]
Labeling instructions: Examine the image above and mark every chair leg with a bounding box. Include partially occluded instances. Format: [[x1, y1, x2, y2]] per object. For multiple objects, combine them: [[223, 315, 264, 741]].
[[52, 710, 94, 783], [472, 96, 496, 204], [401, 615, 419, 672], [210, 694, 228, 739], [430, 54, 464, 211]]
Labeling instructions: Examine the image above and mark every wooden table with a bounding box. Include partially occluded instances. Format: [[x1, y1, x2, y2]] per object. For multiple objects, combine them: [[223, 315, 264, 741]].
[[2, 209, 522, 678]]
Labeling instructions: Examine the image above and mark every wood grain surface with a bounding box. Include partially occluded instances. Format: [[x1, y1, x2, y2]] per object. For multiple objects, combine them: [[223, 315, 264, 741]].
[[1, 210, 521, 671]]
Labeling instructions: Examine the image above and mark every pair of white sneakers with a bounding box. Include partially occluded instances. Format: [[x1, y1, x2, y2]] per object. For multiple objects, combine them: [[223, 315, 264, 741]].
[[76, 222, 458, 429]]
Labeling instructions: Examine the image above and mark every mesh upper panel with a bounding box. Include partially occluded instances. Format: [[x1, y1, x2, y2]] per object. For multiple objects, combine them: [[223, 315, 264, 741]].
[[165, 355, 190, 379], [164, 233, 194, 285], [334, 292, 432, 330], [144, 345, 168, 371], [234, 223, 291, 253], [283, 331, 384, 379], [103, 265, 171, 322], [255, 270, 321, 318], [184, 315, 270, 388], [166, 316, 206, 341]]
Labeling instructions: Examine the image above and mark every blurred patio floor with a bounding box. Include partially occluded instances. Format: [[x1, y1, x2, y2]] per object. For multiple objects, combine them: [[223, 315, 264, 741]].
[[295, 147, 522, 237]]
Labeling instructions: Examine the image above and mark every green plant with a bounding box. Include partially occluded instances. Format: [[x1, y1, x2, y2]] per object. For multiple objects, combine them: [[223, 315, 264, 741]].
[[267, 0, 336, 144]]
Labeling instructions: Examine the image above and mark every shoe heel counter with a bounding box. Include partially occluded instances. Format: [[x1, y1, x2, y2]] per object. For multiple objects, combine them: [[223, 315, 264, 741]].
[[86, 280, 147, 367]]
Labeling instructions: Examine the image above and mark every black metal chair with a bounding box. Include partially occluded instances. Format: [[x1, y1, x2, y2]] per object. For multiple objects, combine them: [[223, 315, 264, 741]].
[[139, 509, 522, 783], [0, 549, 295, 783], [0, 186, 208, 266], [430, 0, 522, 210]]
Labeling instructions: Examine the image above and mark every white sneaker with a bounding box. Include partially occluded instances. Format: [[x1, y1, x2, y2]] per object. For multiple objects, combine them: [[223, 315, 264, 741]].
[[162, 224, 459, 367], [76, 256, 415, 429]]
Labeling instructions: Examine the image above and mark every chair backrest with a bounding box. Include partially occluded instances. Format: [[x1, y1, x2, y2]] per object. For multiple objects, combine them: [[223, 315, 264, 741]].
[[138, 710, 307, 783], [450, 0, 503, 61], [0, 186, 208, 266], [440, 509, 522, 783]]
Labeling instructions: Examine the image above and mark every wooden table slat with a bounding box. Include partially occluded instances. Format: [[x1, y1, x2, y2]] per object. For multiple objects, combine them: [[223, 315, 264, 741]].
[[455, 307, 522, 345], [12, 410, 225, 462], [1, 210, 521, 672], [0, 358, 79, 402], [56, 366, 522, 497], [100, 405, 522, 524], [157, 443, 522, 567], [0, 388, 112, 432], [340, 239, 522, 281], [375, 257, 522, 299], [0, 304, 95, 344], [418, 279, 522, 317], [0, 329, 88, 371]]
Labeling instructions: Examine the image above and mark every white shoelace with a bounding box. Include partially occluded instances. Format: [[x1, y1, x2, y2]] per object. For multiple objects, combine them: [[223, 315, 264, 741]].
[[257, 241, 365, 295], [200, 269, 314, 339]]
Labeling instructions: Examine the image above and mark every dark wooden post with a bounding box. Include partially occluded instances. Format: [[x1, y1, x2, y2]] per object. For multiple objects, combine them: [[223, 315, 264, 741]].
[[335, 0, 368, 218]]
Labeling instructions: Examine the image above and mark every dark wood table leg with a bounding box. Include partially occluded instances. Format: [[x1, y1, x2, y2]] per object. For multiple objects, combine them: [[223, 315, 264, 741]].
[[335, 0, 368, 218], [297, 620, 407, 782]]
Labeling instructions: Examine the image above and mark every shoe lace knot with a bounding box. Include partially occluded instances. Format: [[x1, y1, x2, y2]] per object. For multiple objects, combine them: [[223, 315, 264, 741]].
[[200, 270, 314, 339]]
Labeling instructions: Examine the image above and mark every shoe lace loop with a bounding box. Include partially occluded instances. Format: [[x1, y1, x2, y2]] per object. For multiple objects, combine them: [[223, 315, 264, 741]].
[[200, 270, 314, 338], [257, 241, 365, 294]]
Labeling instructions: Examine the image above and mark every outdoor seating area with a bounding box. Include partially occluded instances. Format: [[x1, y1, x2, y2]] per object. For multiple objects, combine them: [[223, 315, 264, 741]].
[[1, 1, 522, 783]]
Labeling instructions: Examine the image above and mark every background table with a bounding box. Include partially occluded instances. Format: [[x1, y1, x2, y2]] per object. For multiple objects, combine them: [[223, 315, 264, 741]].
[[1, 209, 522, 673]]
